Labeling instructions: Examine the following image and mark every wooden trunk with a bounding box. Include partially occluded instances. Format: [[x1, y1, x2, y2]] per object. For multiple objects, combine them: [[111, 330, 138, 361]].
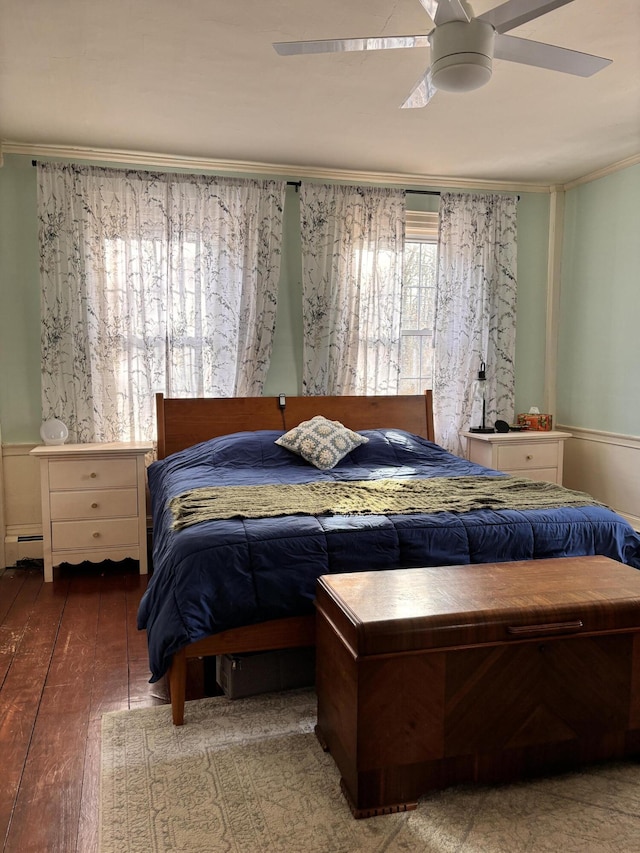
[[315, 555, 640, 818]]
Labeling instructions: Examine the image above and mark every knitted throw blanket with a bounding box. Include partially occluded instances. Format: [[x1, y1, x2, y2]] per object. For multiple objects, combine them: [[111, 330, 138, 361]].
[[169, 476, 601, 531]]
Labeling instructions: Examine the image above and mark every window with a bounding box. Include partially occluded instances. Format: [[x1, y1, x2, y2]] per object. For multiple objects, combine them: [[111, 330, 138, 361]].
[[399, 211, 439, 394]]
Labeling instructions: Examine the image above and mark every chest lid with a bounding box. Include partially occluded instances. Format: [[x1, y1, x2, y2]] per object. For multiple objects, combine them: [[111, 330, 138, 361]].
[[316, 556, 640, 656]]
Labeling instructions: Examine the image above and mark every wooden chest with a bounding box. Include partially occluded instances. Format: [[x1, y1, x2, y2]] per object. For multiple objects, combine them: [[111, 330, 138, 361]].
[[315, 556, 640, 818]]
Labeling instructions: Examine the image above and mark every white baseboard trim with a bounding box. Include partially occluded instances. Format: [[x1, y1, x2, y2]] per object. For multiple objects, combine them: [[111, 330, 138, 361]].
[[7, 523, 42, 539]]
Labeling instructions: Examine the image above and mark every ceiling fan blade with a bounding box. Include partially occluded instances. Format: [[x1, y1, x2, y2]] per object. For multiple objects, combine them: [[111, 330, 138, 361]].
[[417, 0, 439, 21], [477, 0, 574, 35], [401, 68, 437, 108], [273, 35, 431, 56], [434, 0, 471, 25], [494, 33, 612, 76]]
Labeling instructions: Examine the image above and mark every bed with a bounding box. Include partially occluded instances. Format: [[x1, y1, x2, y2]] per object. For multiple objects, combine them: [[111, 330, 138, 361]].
[[138, 392, 640, 725]]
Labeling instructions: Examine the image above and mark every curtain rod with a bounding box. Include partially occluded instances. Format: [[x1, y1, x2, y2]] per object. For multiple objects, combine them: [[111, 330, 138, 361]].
[[31, 162, 519, 199], [285, 182, 519, 199], [286, 180, 440, 196], [30, 161, 441, 195]]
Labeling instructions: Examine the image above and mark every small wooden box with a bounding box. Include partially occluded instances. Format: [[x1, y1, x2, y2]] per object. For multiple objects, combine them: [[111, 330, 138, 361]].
[[315, 556, 640, 818]]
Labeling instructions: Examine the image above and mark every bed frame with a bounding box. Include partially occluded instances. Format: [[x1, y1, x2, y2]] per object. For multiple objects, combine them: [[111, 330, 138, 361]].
[[154, 391, 434, 724]]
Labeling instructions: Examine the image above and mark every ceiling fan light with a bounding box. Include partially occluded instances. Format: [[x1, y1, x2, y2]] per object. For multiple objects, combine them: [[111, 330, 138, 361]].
[[429, 19, 495, 93], [431, 53, 492, 92]]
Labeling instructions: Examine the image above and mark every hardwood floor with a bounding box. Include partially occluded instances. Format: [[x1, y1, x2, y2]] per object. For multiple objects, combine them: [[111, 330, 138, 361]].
[[0, 560, 196, 853]]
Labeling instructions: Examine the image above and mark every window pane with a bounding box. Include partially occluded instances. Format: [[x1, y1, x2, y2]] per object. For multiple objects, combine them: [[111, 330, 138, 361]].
[[400, 238, 437, 392], [400, 334, 420, 376], [421, 283, 436, 330], [401, 287, 420, 329], [403, 243, 421, 286], [420, 336, 434, 390]]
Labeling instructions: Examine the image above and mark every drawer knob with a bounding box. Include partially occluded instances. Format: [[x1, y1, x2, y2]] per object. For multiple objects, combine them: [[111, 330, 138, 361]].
[[526, 454, 533, 460], [90, 472, 97, 478], [92, 531, 100, 538], [91, 502, 98, 509]]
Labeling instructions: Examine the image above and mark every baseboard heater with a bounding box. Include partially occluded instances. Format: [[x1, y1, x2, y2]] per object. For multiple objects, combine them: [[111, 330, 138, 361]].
[[5, 534, 44, 567]]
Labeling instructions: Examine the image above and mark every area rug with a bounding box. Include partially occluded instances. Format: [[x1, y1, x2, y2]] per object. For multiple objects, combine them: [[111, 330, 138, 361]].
[[100, 689, 640, 853]]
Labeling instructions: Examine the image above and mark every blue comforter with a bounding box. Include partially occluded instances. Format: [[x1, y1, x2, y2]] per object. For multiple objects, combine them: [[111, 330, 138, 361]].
[[138, 429, 640, 680]]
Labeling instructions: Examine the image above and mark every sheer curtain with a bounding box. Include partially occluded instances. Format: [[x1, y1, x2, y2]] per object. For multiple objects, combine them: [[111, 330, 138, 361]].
[[37, 163, 286, 442], [433, 192, 518, 454], [299, 183, 405, 395]]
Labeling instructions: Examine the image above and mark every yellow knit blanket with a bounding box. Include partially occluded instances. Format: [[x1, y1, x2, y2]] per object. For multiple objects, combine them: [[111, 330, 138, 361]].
[[169, 476, 601, 531]]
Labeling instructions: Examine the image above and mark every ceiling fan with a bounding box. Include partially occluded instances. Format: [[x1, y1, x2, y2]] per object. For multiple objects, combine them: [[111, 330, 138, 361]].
[[273, 0, 611, 108]]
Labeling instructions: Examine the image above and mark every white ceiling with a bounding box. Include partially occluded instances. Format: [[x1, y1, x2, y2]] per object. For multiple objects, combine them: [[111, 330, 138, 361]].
[[1, 0, 639, 187]]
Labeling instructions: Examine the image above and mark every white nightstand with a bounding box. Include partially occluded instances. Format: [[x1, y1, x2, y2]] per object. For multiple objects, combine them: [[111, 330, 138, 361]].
[[461, 430, 572, 485], [30, 441, 153, 582]]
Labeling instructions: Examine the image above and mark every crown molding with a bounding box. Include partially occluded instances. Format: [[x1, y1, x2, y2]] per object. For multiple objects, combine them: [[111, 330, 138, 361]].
[[562, 152, 640, 191], [0, 140, 551, 194], [5, 140, 637, 193]]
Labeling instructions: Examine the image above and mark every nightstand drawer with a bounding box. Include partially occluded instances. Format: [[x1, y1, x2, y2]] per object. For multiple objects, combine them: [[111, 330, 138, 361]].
[[50, 488, 138, 521], [496, 442, 559, 471], [509, 468, 559, 482], [48, 457, 137, 490], [51, 518, 140, 551]]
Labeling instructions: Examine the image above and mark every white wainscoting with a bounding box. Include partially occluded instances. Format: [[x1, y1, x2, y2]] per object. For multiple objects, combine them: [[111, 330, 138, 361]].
[[2, 443, 43, 566], [559, 425, 640, 530]]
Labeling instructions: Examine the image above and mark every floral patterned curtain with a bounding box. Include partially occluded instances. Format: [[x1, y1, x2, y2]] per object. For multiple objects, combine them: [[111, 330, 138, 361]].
[[433, 192, 518, 454], [37, 163, 286, 442], [299, 183, 405, 395]]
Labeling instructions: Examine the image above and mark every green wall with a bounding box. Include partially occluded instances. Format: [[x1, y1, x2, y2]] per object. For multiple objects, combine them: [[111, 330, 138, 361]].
[[513, 192, 550, 416], [558, 164, 640, 435], [0, 153, 550, 443], [0, 155, 42, 442]]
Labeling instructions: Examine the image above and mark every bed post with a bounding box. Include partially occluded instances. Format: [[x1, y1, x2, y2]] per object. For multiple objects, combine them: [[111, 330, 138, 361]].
[[156, 393, 166, 459], [168, 648, 187, 726], [425, 390, 435, 443]]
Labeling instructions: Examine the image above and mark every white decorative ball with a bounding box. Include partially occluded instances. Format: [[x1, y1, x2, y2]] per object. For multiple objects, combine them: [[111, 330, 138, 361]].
[[40, 418, 69, 446]]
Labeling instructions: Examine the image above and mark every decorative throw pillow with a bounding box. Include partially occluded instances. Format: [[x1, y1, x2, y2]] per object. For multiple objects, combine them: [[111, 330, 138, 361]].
[[275, 415, 369, 470]]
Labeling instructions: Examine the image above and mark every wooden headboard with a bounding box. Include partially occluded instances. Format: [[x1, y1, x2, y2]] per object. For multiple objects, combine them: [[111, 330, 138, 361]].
[[156, 392, 434, 458]]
